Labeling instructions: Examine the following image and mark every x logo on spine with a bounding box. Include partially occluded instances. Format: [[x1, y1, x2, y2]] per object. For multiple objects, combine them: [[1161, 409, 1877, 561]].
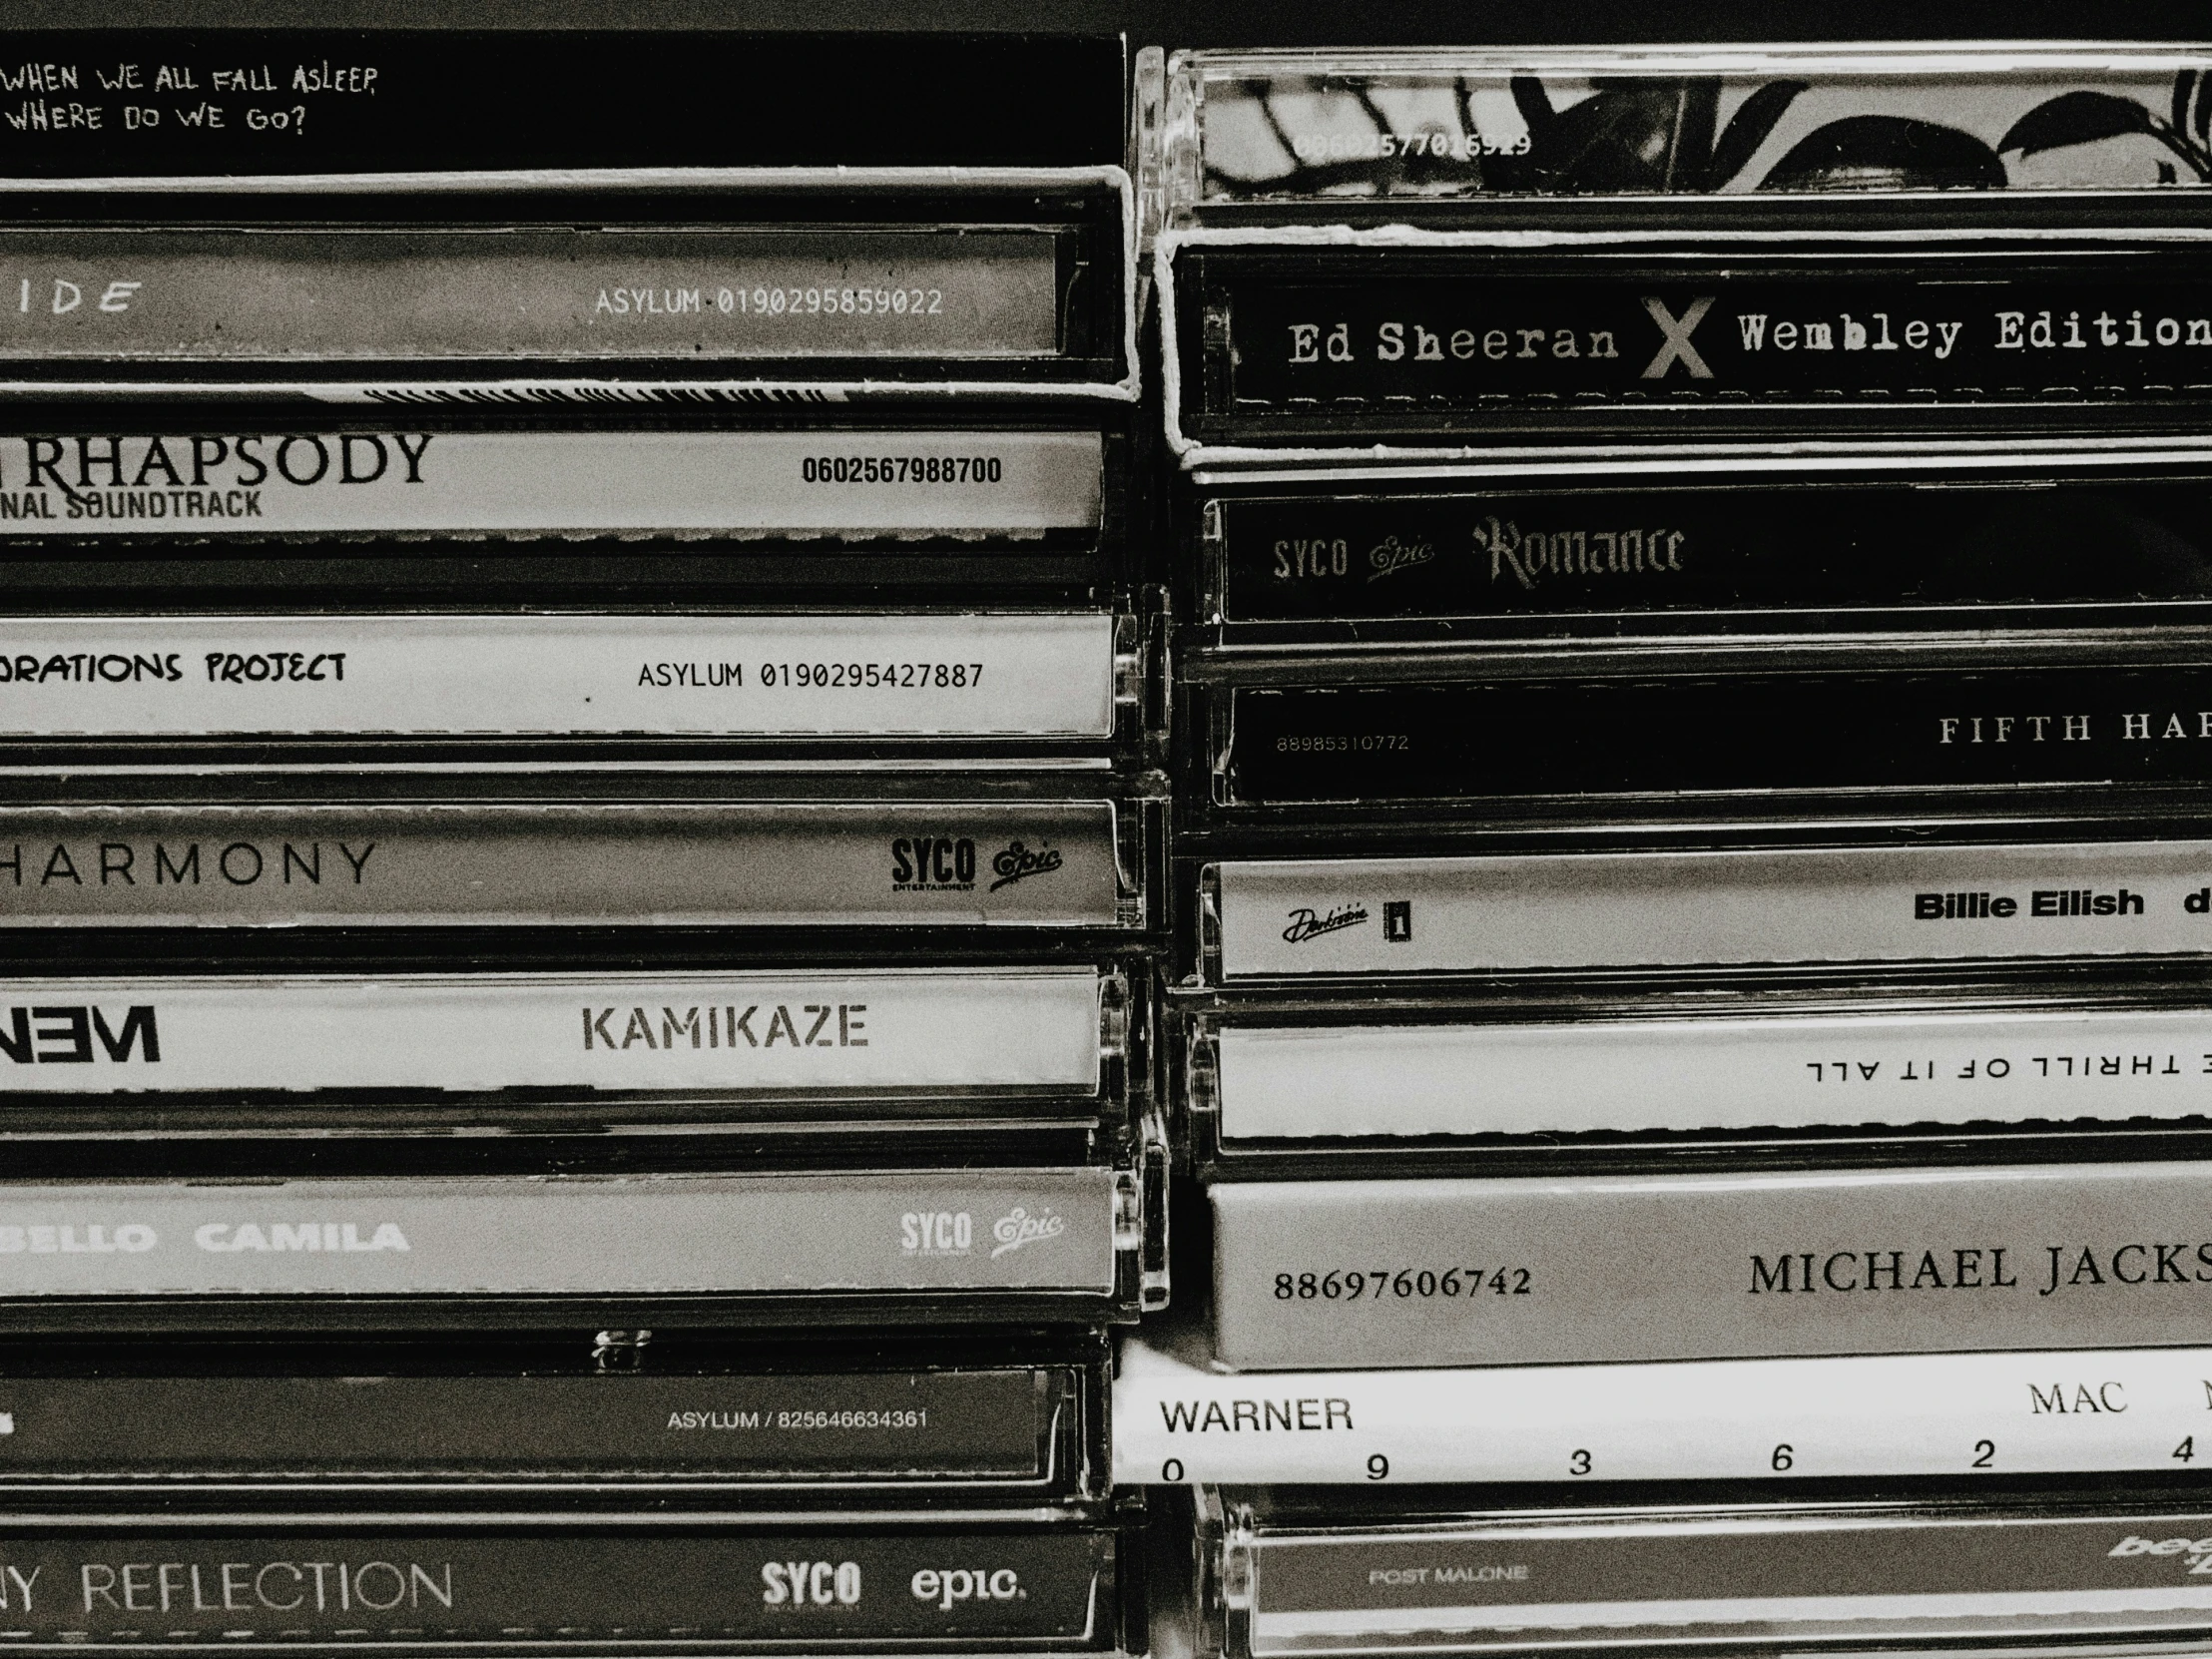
[[1640, 295, 1717, 380]]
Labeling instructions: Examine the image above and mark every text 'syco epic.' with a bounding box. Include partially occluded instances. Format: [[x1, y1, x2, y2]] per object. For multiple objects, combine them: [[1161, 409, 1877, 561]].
[[0, 29, 1160, 1655], [1131, 40, 2212, 1659]]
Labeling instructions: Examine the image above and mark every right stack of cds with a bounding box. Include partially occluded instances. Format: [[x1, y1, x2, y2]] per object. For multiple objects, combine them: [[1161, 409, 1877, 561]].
[[1132, 40, 2212, 1659]]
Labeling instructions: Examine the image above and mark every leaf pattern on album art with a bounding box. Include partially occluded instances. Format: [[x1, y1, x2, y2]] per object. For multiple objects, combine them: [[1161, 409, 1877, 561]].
[[1758, 116, 2007, 192], [1199, 66, 2212, 199], [1999, 74, 2212, 181], [1502, 75, 1812, 192]]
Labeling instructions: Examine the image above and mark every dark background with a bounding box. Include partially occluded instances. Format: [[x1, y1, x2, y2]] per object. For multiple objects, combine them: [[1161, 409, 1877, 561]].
[[0, 0, 2206, 46]]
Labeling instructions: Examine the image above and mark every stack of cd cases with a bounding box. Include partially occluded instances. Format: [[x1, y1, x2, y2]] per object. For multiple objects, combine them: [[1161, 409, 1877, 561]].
[[1123, 39, 2212, 1659], [30, 23, 2212, 1659], [0, 28, 1158, 1656]]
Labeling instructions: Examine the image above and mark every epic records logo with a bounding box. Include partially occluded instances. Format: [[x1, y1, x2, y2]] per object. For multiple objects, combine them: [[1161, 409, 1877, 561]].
[[987, 839, 1062, 892], [911, 1568, 1023, 1609], [990, 1206, 1065, 1258], [1366, 535, 1433, 583]]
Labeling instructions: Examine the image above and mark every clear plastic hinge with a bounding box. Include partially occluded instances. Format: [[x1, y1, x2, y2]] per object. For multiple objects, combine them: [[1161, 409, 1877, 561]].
[[1099, 969, 1130, 1069], [1112, 610, 1146, 717], [1134, 46, 1166, 257], [1161, 50, 1200, 233], [593, 1330, 653, 1373], [1187, 1027, 1220, 1125], [1220, 1500, 1257, 1612]]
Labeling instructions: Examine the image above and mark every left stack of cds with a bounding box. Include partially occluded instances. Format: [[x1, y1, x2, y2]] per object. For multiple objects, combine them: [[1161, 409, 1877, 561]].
[[0, 29, 1156, 1654]]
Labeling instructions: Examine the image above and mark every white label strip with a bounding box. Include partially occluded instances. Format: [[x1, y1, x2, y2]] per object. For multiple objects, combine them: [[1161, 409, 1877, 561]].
[[1216, 840, 2212, 978], [0, 613, 1115, 738], [1114, 1339, 2212, 1485], [1211, 1164, 2212, 1371], [0, 429, 1100, 535], [0, 970, 1102, 1094], [1216, 1008, 2212, 1140]]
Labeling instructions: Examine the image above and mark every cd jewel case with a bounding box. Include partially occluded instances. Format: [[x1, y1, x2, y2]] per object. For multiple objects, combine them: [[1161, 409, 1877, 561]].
[[1153, 47, 2212, 464], [1199, 1491, 2212, 1658], [0, 1168, 1138, 1332], [1117, 1338, 2212, 1484], [1199, 838, 2212, 981], [1184, 993, 2212, 1148], [1162, 233, 2212, 461], [0, 1514, 1129, 1652], [0, 779, 1154, 931], [1208, 1161, 2212, 1369], [0, 425, 1111, 540], [0, 182, 1135, 400], [0, 1330, 1107, 1496], [0, 963, 1143, 1161], [1193, 469, 2212, 643], [1162, 46, 2212, 213]]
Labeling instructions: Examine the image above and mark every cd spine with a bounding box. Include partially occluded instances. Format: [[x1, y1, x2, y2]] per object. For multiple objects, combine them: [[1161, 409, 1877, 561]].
[[1190, 471, 2212, 639], [1161, 46, 2212, 216], [1204, 839, 2212, 982], [1115, 1337, 2212, 1486], [1205, 1494, 2212, 1659], [0, 425, 1110, 540], [0, 1359, 1097, 1493], [1209, 1162, 2212, 1371], [0, 33, 1130, 173], [0, 798, 1143, 931], [0, 168, 1137, 399], [0, 610, 1135, 747], [0, 966, 1132, 1139], [0, 1517, 1127, 1652], [0, 1166, 1142, 1332], [1190, 999, 2212, 1148], [1208, 662, 2212, 808]]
